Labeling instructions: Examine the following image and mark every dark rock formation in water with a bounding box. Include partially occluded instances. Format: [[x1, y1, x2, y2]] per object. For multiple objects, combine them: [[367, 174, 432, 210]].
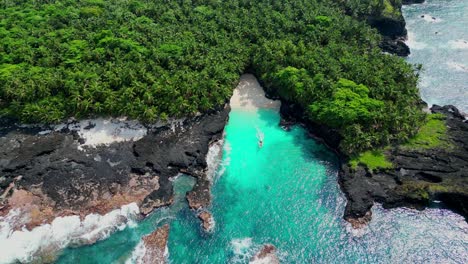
[[280, 100, 468, 224], [362, 1, 417, 56], [197, 211, 214, 232], [250, 244, 280, 264], [0, 106, 229, 229], [141, 224, 170, 264], [341, 105, 468, 223], [403, 0, 426, 4], [379, 37, 411, 56]]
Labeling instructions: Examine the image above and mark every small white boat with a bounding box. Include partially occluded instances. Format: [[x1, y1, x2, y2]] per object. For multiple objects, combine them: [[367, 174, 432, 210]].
[[256, 127, 264, 148]]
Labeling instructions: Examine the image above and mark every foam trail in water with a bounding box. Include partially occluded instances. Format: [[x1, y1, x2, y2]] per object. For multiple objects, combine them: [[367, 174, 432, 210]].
[[205, 137, 225, 182], [446, 62, 468, 72], [448, 39, 468, 50], [0, 203, 139, 264], [405, 31, 428, 50]]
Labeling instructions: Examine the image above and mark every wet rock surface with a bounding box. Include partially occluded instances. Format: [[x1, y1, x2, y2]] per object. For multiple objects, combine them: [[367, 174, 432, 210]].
[[403, 0, 426, 4], [250, 244, 280, 264], [341, 105, 468, 222], [0, 106, 229, 229], [197, 211, 214, 232], [141, 224, 170, 264]]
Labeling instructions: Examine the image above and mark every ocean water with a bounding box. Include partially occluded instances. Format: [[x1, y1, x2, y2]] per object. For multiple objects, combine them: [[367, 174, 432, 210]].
[[55, 108, 468, 263], [403, 0, 468, 113], [7, 1, 468, 262]]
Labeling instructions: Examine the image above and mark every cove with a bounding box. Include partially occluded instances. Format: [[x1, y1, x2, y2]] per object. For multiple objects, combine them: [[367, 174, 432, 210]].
[[56, 75, 467, 263]]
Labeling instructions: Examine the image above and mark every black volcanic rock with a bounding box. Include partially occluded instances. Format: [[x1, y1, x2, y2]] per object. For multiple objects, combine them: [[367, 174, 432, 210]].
[[379, 37, 410, 56], [280, 98, 468, 224], [0, 106, 230, 228], [403, 0, 425, 4], [367, 16, 407, 39], [340, 105, 468, 222]]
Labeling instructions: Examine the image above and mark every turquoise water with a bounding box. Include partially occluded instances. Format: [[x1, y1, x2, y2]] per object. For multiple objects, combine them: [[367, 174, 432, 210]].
[[57, 108, 468, 263], [403, 0, 468, 113], [54, 3, 468, 261]]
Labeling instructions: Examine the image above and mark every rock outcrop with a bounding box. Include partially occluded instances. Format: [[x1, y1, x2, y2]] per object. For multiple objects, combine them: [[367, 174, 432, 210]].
[[0, 106, 230, 229], [362, 0, 429, 56], [403, 0, 425, 4], [280, 99, 468, 225], [197, 211, 215, 232], [341, 105, 468, 223], [250, 244, 280, 264], [141, 224, 170, 264]]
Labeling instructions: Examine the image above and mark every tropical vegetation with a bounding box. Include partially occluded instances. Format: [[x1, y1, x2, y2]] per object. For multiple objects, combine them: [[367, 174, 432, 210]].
[[0, 0, 426, 154]]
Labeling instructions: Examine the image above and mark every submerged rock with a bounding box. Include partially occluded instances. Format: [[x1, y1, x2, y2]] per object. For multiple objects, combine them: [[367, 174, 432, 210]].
[[345, 211, 373, 229], [250, 244, 280, 264], [197, 211, 215, 232], [141, 224, 170, 264]]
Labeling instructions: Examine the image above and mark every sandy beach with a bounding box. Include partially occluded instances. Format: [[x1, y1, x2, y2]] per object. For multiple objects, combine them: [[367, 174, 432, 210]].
[[230, 74, 281, 111]]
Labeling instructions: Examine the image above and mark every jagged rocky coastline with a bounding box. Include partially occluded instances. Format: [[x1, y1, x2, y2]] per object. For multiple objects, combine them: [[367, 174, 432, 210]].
[[280, 100, 468, 227], [275, 0, 467, 226], [340, 105, 468, 226], [0, 105, 229, 231], [367, 0, 428, 56]]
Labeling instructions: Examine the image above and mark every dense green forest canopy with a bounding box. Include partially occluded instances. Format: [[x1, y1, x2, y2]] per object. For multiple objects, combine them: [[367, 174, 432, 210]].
[[0, 0, 424, 154]]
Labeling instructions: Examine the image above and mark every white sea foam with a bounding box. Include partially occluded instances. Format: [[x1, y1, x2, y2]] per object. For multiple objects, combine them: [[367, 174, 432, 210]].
[[56, 118, 147, 148], [205, 138, 225, 182], [250, 255, 276, 264], [125, 233, 169, 264], [345, 221, 369, 238], [447, 61, 468, 72], [231, 238, 255, 263], [448, 39, 468, 49], [125, 240, 146, 264], [0, 203, 139, 264], [213, 141, 231, 180], [405, 31, 428, 50]]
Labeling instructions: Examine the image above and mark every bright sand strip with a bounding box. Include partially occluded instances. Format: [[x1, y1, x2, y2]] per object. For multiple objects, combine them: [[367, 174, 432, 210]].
[[230, 74, 281, 111]]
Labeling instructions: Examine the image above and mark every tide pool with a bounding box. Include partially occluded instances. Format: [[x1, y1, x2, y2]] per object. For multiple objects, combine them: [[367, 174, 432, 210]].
[[56, 107, 467, 263]]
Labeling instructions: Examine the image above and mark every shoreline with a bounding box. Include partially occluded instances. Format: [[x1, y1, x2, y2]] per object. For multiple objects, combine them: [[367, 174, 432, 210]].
[[0, 106, 229, 262], [230, 74, 281, 112]]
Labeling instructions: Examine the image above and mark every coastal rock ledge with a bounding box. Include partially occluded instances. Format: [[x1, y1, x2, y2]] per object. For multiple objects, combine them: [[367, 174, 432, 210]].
[[281, 102, 468, 225], [141, 224, 170, 264], [341, 105, 468, 224], [0, 106, 229, 231]]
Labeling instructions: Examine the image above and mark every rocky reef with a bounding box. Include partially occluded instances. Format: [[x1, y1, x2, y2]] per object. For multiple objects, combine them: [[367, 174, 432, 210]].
[[0, 106, 229, 230], [250, 244, 280, 264], [141, 224, 170, 264]]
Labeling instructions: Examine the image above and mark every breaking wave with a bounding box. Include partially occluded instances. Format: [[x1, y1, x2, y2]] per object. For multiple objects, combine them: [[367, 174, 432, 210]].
[[0, 203, 139, 264]]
